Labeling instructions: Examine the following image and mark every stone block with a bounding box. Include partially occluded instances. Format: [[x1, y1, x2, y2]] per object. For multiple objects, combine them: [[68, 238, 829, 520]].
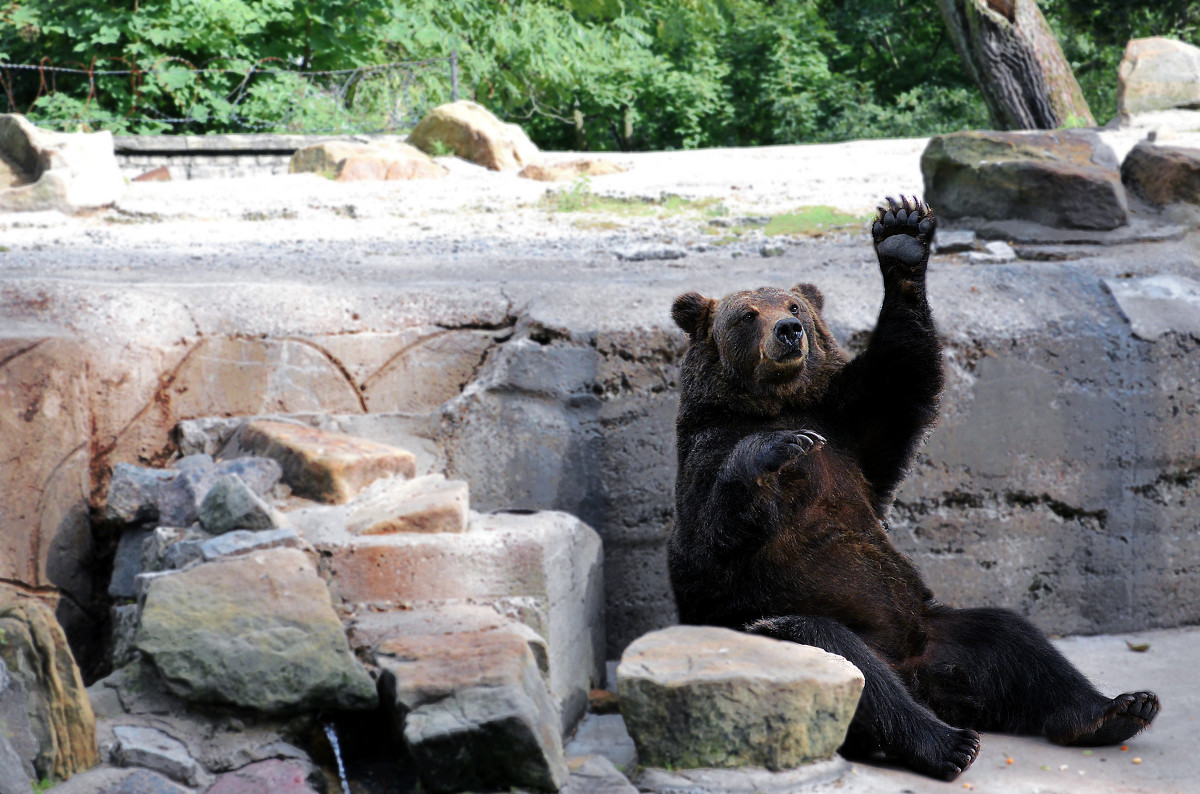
[[1118, 37, 1200, 115], [565, 713, 637, 774], [0, 658, 37, 789], [409, 100, 541, 171], [616, 626, 863, 771], [932, 229, 975, 254], [197, 474, 279, 534], [309, 509, 604, 729], [0, 114, 125, 213], [1102, 275, 1200, 341], [346, 474, 469, 535], [348, 605, 549, 676], [921, 130, 1128, 230], [1120, 139, 1200, 207], [235, 419, 416, 503], [157, 455, 283, 527], [113, 725, 206, 787], [377, 630, 568, 792], [110, 603, 140, 668], [199, 527, 304, 561], [135, 548, 377, 713]]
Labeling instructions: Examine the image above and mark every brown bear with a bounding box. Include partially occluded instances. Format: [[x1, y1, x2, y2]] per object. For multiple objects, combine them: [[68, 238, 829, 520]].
[[668, 196, 1160, 781]]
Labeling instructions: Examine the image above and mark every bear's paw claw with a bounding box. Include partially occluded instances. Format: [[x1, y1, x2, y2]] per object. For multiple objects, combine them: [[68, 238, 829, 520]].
[[872, 195, 936, 275]]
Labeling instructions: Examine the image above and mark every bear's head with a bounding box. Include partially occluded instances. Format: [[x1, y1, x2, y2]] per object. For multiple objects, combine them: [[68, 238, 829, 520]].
[[672, 283, 845, 406]]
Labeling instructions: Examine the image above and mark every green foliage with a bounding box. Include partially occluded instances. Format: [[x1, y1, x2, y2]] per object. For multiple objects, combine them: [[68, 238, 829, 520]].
[[2, 0, 1196, 144]]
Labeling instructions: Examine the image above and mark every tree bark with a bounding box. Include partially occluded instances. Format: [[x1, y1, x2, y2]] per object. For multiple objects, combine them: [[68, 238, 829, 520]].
[[936, 0, 1095, 129]]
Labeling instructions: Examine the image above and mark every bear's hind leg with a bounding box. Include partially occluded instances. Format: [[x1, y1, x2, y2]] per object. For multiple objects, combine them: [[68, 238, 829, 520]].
[[748, 615, 980, 781], [919, 607, 1160, 746]]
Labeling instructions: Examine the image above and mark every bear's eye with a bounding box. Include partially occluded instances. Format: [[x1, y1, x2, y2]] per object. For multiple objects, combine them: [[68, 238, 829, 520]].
[[741, 311, 757, 324], [789, 304, 799, 315]]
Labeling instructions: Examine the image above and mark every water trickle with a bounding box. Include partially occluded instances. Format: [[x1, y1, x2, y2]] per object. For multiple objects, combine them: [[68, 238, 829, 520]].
[[324, 722, 352, 794]]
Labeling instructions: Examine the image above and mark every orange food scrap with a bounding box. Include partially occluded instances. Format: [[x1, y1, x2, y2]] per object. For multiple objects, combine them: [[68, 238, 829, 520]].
[[1006, 757, 1014, 764], [1133, 757, 1143, 764], [1121, 745, 1129, 751]]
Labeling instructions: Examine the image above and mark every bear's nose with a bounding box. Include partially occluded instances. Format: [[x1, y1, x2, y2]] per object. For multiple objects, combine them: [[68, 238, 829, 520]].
[[774, 317, 805, 348]]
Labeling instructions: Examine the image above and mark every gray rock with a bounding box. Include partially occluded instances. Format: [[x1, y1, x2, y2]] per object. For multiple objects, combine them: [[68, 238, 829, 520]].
[[199, 527, 302, 561], [175, 417, 244, 457], [617, 626, 863, 771], [110, 604, 140, 669], [377, 629, 568, 793], [932, 229, 975, 253], [170, 453, 214, 473], [109, 528, 154, 599], [922, 129, 1128, 230], [135, 548, 377, 713], [0, 114, 126, 213], [113, 725, 206, 787], [1120, 139, 1200, 207], [105, 464, 177, 524], [0, 659, 37, 784], [967, 240, 1017, 265], [564, 755, 638, 794], [565, 713, 637, 773], [1118, 37, 1200, 115], [214, 457, 283, 496], [312, 509, 605, 731], [197, 474, 278, 534], [0, 729, 33, 794], [141, 525, 213, 573], [614, 245, 687, 262], [1101, 274, 1200, 340], [44, 766, 192, 794]]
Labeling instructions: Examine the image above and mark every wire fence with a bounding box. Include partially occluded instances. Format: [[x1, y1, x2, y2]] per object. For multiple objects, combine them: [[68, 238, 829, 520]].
[[0, 53, 459, 135]]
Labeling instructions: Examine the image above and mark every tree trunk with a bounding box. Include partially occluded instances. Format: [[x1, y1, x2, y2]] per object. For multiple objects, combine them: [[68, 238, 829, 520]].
[[936, 0, 1095, 129]]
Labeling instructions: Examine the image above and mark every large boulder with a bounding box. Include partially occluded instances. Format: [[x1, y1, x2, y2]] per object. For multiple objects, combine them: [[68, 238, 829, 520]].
[[289, 140, 447, 181], [134, 548, 377, 713], [1118, 38, 1200, 116], [0, 588, 98, 782], [377, 629, 568, 792], [921, 130, 1129, 230], [0, 114, 125, 212], [409, 100, 541, 171], [616, 626, 863, 771], [1120, 139, 1200, 207]]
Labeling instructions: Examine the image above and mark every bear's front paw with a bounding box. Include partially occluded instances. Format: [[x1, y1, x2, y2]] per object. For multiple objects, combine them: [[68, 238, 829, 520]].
[[755, 429, 827, 474], [872, 195, 936, 279]]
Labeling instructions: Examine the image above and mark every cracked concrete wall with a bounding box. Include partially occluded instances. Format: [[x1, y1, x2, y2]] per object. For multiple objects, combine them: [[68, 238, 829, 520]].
[[2, 251, 1199, 665]]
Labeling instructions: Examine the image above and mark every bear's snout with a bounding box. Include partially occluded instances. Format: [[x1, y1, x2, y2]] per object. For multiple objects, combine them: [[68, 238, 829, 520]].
[[774, 317, 805, 352]]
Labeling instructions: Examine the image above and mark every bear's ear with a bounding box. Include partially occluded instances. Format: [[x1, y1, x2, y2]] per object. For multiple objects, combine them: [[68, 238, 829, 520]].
[[671, 292, 715, 338], [790, 283, 824, 313]]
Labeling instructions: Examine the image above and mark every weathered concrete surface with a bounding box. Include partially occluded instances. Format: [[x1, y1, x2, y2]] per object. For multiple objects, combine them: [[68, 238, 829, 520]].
[[1, 144, 1199, 669]]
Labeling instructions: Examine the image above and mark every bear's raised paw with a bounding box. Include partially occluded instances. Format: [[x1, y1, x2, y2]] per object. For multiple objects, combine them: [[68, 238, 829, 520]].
[[873, 195, 935, 277], [755, 429, 827, 475]]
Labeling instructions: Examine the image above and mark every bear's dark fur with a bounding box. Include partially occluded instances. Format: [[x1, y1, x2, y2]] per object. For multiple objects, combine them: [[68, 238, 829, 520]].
[[668, 196, 1160, 781]]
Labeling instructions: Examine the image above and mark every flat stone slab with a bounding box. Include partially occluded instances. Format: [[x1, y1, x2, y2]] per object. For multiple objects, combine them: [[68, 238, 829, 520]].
[[348, 605, 549, 674], [135, 548, 377, 713], [1120, 139, 1200, 207], [1101, 274, 1200, 340], [346, 473, 469, 534], [112, 724, 205, 787], [206, 759, 318, 794], [564, 754, 638, 794], [43, 766, 192, 794], [617, 626, 864, 771], [377, 629, 568, 792], [235, 419, 416, 504]]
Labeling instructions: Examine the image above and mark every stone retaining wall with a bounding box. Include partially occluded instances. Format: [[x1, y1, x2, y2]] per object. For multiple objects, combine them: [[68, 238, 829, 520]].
[[2, 240, 1199, 666]]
